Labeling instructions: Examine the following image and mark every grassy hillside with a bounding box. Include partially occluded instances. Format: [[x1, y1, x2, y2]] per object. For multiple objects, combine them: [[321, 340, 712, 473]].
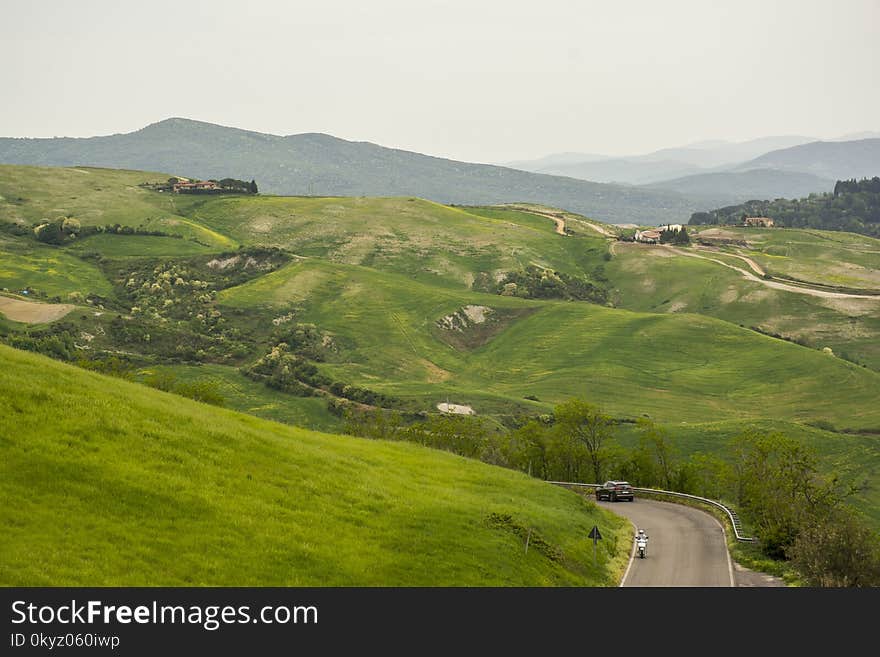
[[0, 232, 113, 299], [0, 164, 234, 247], [133, 362, 343, 433], [0, 344, 632, 586], [179, 195, 612, 289], [0, 118, 701, 225], [2, 164, 879, 523], [218, 257, 880, 430], [691, 226, 880, 291], [606, 240, 880, 370]]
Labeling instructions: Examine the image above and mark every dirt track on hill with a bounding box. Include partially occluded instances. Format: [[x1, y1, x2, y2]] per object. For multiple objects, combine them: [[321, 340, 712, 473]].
[[505, 205, 615, 237], [692, 245, 766, 276], [0, 296, 75, 323], [665, 246, 880, 300]]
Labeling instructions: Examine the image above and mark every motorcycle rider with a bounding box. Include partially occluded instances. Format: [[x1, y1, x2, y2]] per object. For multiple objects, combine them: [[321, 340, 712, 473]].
[[635, 529, 649, 556]]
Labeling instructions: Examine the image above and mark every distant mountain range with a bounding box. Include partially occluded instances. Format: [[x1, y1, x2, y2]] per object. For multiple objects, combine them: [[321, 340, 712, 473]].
[[644, 169, 835, 205], [730, 138, 880, 180], [0, 118, 698, 225], [1, 119, 878, 225], [506, 134, 880, 204]]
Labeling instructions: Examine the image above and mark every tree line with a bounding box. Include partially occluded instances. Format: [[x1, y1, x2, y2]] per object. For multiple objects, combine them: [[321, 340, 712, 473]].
[[688, 176, 880, 237]]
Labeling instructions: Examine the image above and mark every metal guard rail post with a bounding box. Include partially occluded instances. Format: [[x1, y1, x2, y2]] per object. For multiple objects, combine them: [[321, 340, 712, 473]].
[[546, 480, 757, 543]]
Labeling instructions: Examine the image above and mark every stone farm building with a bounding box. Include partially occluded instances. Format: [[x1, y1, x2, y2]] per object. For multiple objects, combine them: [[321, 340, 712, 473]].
[[634, 229, 662, 243], [173, 180, 221, 193], [743, 217, 774, 227]]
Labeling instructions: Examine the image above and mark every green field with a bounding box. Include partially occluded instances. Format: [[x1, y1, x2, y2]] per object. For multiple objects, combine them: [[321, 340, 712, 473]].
[[0, 165, 235, 247], [606, 241, 880, 369], [217, 256, 880, 430], [0, 233, 113, 299], [0, 344, 631, 586], [179, 195, 611, 289], [691, 226, 880, 291], [65, 233, 219, 258]]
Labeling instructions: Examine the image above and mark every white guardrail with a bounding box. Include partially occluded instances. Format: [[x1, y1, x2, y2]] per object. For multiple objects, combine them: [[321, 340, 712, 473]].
[[546, 481, 757, 543]]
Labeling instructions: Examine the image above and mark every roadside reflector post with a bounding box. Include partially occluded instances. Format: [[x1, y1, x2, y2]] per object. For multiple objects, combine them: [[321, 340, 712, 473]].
[[588, 525, 602, 567]]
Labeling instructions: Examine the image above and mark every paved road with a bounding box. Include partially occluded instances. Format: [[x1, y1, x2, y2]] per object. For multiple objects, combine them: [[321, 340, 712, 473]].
[[597, 499, 734, 587]]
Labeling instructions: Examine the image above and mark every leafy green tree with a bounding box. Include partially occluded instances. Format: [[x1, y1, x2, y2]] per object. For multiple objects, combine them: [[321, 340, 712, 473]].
[[508, 419, 552, 479], [672, 226, 690, 245], [635, 419, 675, 488], [546, 429, 588, 481], [553, 399, 615, 483], [731, 430, 840, 559], [681, 452, 728, 499]]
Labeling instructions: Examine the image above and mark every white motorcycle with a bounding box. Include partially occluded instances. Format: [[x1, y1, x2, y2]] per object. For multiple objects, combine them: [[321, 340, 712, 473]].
[[636, 535, 648, 559]]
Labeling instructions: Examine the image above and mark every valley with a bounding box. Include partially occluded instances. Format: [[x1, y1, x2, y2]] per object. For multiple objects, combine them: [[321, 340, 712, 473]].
[[2, 163, 880, 586]]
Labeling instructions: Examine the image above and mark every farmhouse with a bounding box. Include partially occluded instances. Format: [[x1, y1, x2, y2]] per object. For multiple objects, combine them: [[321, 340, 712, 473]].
[[743, 217, 774, 227], [634, 229, 662, 243], [658, 223, 683, 233], [173, 180, 221, 193]]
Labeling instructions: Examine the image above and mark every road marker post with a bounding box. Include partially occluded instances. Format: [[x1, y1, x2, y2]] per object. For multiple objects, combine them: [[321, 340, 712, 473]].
[[588, 525, 602, 567]]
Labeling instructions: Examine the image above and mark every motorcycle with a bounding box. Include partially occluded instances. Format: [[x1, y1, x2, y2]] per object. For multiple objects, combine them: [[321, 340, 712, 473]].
[[636, 537, 647, 559]]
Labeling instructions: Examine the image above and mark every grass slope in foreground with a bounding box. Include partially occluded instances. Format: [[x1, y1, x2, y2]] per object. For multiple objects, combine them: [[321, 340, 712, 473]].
[[0, 344, 630, 586]]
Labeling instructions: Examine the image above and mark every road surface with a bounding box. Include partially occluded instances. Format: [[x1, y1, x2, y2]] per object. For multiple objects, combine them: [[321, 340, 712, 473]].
[[597, 498, 735, 587]]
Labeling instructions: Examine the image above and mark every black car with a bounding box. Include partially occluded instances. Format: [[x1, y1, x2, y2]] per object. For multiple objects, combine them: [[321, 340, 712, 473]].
[[595, 480, 634, 502]]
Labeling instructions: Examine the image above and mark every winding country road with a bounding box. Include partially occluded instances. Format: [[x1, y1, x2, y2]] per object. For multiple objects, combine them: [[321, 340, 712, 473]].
[[596, 498, 784, 587], [598, 499, 734, 586]]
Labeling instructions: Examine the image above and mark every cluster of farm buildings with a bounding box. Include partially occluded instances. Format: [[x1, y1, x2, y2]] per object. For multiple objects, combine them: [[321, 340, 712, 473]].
[[634, 217, 774, 243], [141, 177, 257, 194], [634, 223, 683, 243]]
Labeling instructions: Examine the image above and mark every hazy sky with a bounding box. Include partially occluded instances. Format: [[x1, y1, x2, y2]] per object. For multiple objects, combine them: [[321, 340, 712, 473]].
[[2, 0, 878, 163]]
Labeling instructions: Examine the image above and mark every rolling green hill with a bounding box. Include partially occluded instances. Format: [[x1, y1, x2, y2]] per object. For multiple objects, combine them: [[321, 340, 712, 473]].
[[0, 165, 233, 247], [691, 225, 880, 291], [3, 164, 879, 425], [2, 164, 879, 545], [0, 343, 631, 586], [0, 232, 113, 299], [179, 195, 611, 290], [605, 238, 880, 370], [216, 256, 880, 430]]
